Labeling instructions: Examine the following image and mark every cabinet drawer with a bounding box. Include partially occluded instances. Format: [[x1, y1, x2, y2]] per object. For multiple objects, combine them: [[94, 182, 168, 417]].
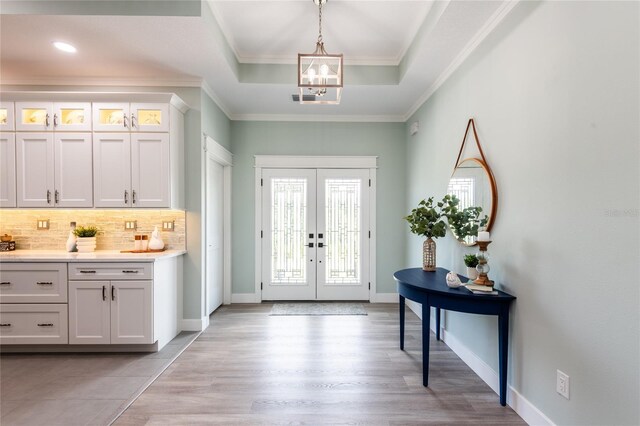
[[68, 263, 152, 280], [0, 263, 67, 303], [0, 304, 68, 344]]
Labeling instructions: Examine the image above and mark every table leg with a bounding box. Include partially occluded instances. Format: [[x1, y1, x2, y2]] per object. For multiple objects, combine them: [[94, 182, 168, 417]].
[[498, 308, 509, 406], [399, 295, 405, 350], [435, 307, 441, 341], [422, 301, 430, 387]]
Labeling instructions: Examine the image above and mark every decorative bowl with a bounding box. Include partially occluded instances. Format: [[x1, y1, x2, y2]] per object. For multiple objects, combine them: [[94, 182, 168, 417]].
[[0, 234, 12, 242]]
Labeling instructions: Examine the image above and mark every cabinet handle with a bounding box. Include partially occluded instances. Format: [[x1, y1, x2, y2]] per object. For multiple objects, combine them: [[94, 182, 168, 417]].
[[47, 190, 51, 204], [112, 286, 115, 301], [37, 282, 53, 285], [37, 323, 54, 327], [0, 282, 11, 285], [123, 114, 129, 129], [132, 190, 136, 204], [124, 190, 129, 204], [54, 190, 59, 204], [102, 285, 106, 301], [79, 270, 96, 274], [45, 113, 50, 127], [122, 270, 138, 274], [53, 113, 58, 127], [131, 114, 137, 128], [0, 323, 11, 327]]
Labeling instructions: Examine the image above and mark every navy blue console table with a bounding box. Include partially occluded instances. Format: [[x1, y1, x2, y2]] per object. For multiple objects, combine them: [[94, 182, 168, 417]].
[[394, 267, 516, 406]]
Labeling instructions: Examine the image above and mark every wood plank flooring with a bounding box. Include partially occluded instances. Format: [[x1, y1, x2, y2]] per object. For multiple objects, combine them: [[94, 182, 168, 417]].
[[115, 304, 525, 425]]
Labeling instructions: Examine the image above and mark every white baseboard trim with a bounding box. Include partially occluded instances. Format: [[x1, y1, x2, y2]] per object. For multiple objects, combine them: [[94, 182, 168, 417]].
[[181, 315, 210, 332], [370, 292, 398, 303], [231, 293, 261, 303], [405, 302, 554, 426]]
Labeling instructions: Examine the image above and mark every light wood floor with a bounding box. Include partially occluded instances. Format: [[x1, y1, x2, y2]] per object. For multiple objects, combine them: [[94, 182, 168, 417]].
[[116, 304, 525, 425]]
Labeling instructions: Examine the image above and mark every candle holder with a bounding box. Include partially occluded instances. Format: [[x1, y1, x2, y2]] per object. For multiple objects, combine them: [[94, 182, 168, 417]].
[[473, 240, 494, 286]]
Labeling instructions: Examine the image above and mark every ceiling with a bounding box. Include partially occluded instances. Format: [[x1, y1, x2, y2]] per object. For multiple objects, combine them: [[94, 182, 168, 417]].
[[0, 0, 516, 121]]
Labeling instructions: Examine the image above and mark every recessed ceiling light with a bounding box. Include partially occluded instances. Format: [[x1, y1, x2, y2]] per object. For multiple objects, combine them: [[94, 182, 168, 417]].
[[53, 41, 77, 53]]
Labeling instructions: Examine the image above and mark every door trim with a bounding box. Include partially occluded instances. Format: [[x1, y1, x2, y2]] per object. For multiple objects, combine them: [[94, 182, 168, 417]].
[[254, 155, 378, 302], [203, 134, 232, 311]]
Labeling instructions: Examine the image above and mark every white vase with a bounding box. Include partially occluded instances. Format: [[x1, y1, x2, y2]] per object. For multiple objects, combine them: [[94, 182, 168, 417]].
[[76, 237, 97, 253], [466, 267, 479, 281]]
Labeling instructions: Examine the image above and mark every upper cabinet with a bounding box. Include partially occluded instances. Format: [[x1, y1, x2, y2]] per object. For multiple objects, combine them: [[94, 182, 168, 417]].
[[93, 103, 169, 133], [0, 102, 15, 132], [0, 133, 17, 207], [15, 102, 91, 132]]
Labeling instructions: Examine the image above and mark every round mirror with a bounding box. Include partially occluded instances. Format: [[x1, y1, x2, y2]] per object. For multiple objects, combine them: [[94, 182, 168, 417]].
[[447, 158, 497, 246]]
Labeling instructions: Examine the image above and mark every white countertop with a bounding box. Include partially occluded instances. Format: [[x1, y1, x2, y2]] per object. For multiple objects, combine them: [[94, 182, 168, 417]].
[[0, 249, 187, 263]]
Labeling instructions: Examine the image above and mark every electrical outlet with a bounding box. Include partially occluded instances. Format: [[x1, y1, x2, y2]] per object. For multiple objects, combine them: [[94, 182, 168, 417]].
[[124, 221, 137, 230], [162, 221, 175, 232], [37, 219, 50, 230], [557, 370, 570, 399]]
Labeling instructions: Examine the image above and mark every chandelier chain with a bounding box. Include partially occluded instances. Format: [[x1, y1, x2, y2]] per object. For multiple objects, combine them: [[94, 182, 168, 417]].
[[318, 1, 323, 43]]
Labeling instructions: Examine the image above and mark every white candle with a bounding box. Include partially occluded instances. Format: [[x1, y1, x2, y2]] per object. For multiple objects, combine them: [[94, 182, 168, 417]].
[[477, 231, 490, 242]]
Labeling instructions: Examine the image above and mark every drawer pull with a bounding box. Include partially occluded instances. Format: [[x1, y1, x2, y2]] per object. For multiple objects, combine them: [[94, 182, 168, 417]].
[[79, 270, 96, 274], [122, 270, 139, 274], [37, 323, 54, 327], [0, 323, 11, 327], [37, 282, 53, 285], [0, 282, 11, 285]]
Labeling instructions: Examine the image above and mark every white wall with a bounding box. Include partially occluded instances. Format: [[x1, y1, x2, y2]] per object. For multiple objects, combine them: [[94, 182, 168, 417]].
[[405, 2, 639, 425]]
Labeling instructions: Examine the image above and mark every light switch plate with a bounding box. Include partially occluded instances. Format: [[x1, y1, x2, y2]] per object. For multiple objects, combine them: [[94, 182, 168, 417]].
[[37, 219, 50, 230], [162, 221, 175, 232], [557, 370, 570, 399], [124, 221, 137, 230]]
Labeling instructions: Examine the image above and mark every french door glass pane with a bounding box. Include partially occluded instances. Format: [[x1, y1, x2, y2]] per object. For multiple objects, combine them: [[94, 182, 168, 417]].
[[325, 179, 361, 285], [271, 178, 307, 284]]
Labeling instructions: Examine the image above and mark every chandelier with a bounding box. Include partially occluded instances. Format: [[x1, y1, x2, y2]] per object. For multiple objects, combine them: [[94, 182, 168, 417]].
[[297, 0, 343, 104]]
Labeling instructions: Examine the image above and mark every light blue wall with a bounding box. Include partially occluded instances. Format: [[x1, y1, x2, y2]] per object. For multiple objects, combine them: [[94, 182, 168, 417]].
[[405, 2, 639, 424], [230, 121, 406, 295]]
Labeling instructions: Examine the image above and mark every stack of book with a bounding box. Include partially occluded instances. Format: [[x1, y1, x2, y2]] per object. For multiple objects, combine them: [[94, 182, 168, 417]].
[[465, 283, 498, 296]]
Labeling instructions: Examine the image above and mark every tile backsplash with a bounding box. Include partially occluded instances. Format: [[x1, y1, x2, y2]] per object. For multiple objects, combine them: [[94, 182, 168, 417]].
[[0, 210, 185, 251]]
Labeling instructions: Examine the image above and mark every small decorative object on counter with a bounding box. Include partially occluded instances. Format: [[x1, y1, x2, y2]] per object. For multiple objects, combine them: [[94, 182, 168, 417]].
[[73, 226, 99, 253], [464, 254, 479, 280], [0, 234, 15, 251], [474, 239, 494, 286], [66, 223, 77, 252], [134, 235, 142, 251], [0, 234, 11, 242], [148, 226, 165, 250], [141, 235, 149, 251], [445, 271, 463, 288]]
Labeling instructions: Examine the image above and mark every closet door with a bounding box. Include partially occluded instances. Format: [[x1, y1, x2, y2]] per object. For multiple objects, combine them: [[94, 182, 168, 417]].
[[54, 133, 93, 207], [0, 133, 16, 207], [93, 133, 131, 207], [16, 133, 54, 207]]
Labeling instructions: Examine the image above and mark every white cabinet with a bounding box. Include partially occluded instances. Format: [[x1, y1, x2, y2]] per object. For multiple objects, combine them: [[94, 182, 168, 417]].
[[131, 103, 169, 132], [16, 132, 92, 207], [93, 103, 168, 133], [53, 102, 92, 132], [0, 102, 15, 132], [92, 103, 130, 132], [0, 133, 16, 207], [0, 304, 68, 345], [69, 264, 154, 345], [0, 263, 67, 303], [94, 133, 170, 208], [15, 102, 53, 131]]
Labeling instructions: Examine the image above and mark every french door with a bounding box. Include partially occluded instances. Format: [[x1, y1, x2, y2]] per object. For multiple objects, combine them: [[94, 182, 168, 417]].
[[261, 168, 370, 301]]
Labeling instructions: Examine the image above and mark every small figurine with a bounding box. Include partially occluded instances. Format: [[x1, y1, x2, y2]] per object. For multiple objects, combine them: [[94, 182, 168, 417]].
[[148, 226, 165, 250], [446, 271, 463, 288]]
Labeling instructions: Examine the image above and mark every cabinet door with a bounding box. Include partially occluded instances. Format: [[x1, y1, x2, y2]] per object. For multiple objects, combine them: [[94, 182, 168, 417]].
[[16, 133, 54, 207], [131, 133, 169, 208], [69, 281, 110, 344], [53, 102, 91, 132], [110, 280, 153, 344], [15, 102, 53, 131], [93, 133, 131, 207], [130, 103, 169, 132], [0, 101, 15, 132], [54, 133, 93, 207], [92, 103, 130, 132], [0, 133, 16, 207]]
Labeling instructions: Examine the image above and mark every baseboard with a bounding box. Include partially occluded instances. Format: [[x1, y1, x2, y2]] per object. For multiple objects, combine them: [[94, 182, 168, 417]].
[[371, 292, 398, 303], [405, 302, 554, 426], [181, 316, 209, 331], [231, 292, 261, 303]]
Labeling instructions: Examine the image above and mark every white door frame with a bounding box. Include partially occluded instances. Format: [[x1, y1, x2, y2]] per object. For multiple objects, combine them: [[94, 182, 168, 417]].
[[254, 155, 377, 302], [203, 134, 232, 310]]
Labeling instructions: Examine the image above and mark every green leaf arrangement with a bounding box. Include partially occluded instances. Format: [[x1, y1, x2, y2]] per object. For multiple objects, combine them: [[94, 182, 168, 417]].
[[464, 254, 479, 268], [73, 226, 99, 238]]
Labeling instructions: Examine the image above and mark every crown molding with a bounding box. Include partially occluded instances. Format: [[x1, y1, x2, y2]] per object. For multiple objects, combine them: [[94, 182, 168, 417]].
[[229, 113, 405, 123], [200, 80, 233, 120], [403, 0, 520, 121], [0, 76, 203, 88]]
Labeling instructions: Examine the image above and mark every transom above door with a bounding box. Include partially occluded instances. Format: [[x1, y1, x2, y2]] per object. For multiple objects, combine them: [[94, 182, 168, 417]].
[[259, 166, 373, 301]]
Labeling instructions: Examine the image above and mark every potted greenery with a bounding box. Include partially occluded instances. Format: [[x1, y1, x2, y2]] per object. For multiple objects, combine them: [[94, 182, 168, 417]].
[[464, 254, 479, 280], [73, 226, 99, 252], [405, 195, 486, 271]]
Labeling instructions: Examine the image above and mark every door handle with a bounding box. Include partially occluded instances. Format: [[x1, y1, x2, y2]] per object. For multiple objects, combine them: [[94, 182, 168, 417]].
[[123, 114, 129, 129], [46, 190, 51, 204], [111, 286, 115, 301], [53, 113, 58, 127], [102, 285, 106, 301], [45, 113, 50, 127], [54, 190, 59, 204], [132, 190, 136, 204], [131, 114, 137, 128], [124, 190, 129, 204]]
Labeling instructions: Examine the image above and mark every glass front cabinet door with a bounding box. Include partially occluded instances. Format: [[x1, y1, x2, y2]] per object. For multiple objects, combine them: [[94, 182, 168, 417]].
[[0, 102, 15, 131], [15, 102, 54, 131], [93, 103, 131, 132], [53, 102, 92, 132], [130, 103, 169, 132]]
